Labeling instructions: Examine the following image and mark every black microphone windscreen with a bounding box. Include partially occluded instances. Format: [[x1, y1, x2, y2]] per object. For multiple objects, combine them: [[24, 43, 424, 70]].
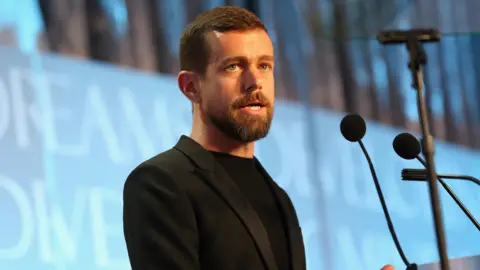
[[340, 114, 366, 142], [393, 133, 421, 160]]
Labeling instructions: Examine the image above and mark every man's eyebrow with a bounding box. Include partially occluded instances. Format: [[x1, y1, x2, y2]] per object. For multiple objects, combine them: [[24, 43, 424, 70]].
[[219, 55, 275, 64], [219, 56, 246, 64], [258, 55, 274, 62]]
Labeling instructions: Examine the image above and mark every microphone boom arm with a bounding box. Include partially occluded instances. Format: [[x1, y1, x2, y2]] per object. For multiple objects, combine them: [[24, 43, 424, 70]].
[[436, 174, 480, 186], [402, 168, 480, 232], [403, 168, 480, 187]]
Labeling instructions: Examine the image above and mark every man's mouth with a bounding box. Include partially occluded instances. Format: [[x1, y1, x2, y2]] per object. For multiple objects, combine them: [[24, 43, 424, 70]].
[[239, 102, 265, 110]]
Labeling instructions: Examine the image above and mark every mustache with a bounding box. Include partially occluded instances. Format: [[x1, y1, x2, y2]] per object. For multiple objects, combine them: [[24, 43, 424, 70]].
[[233, 92, 270, 108]]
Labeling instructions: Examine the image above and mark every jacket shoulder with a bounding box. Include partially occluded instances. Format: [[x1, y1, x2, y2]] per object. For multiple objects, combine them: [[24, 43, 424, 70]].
[[144, 148, 194, 171], [124, 148, 195, 190]]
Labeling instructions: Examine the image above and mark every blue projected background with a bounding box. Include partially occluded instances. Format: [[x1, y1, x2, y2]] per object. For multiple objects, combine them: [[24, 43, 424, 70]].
[[1, 45, 480, 270]]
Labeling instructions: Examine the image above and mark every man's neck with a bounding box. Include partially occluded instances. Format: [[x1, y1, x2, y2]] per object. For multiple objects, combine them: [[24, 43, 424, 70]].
[[190, 116, 255, 158]]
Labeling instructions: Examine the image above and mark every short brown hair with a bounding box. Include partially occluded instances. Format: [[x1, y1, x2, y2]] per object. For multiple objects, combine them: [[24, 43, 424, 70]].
[[179, 6, 267, 75]]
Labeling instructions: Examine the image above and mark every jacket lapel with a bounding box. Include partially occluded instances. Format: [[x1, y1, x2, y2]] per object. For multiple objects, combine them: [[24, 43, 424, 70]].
[[174, 136, 278, 270], [255, 159, 307, 270]]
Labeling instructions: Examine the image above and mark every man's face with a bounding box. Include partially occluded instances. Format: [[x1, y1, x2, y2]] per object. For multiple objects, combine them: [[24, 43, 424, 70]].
[[198, 29, 275, 142]]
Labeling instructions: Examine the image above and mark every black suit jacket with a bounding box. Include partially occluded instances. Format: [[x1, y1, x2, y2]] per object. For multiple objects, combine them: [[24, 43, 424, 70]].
[[123, 135, 306, 270]]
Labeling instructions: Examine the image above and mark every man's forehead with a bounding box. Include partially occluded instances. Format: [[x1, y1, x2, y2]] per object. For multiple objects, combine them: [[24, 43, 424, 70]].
[[205, 30, 274, 63]]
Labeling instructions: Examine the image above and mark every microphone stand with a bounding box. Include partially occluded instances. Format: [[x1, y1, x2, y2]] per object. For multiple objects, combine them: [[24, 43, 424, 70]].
[[378, 29, 450, 270]]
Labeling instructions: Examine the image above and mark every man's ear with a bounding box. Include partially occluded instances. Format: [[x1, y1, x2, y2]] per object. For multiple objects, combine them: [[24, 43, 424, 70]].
[[177, 71, 201, 103]]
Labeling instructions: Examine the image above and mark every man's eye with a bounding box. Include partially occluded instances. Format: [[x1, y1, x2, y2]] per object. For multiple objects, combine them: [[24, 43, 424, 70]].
[[225, 64, 238, 71], [259, 64, 270, 70]]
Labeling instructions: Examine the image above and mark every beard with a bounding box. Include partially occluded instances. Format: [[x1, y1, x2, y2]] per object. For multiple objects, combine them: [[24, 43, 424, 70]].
[[206, 94, 274, 143]]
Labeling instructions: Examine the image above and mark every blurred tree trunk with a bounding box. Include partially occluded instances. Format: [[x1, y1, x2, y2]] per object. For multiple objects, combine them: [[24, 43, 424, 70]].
[[38, 0, 89, 57], [148, 0, 175, 74], [452, 0, 476, 147], [125, 0, 158, 72], [332, 0, 357, 113], [86, 0, 118, 62], [358, 1, 380, 121], [304, 0, 333, 109]]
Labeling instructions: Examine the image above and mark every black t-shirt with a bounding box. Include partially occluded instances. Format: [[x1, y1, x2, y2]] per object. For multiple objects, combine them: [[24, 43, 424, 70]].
[[210, 151, 291, 270]]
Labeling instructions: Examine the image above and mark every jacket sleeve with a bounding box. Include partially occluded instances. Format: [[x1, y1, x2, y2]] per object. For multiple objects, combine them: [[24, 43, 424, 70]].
[[123, 163, 200, 270]]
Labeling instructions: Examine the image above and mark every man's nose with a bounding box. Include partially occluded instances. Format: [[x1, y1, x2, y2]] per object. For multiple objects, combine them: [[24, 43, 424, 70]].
[[243, 69, 263, 93]]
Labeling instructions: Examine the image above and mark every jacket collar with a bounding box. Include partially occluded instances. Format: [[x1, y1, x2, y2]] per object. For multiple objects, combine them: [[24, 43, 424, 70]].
[[173, 135, 217, 171]]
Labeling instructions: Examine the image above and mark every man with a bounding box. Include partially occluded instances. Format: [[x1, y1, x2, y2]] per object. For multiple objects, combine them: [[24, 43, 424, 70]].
[[123, 5, 394, 270]]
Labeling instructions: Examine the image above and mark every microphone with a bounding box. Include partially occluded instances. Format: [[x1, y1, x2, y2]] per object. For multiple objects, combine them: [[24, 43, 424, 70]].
[[402, 169, 480, 187], [377, 29, 441, 45], [340, 114, 417, 270], [393, 133, 480, 231]]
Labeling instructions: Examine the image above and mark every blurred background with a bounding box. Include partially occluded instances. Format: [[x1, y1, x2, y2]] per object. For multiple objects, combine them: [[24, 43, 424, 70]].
[[1, 0, 480, 269]]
